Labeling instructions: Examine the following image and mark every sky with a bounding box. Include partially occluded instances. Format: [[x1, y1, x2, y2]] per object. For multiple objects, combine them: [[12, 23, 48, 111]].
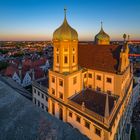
[[0, 0, 140, 41]]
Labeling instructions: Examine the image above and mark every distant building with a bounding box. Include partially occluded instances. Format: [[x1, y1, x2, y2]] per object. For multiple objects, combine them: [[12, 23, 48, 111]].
[[32, 78, 49, 111], [4, 57, 50, 87]]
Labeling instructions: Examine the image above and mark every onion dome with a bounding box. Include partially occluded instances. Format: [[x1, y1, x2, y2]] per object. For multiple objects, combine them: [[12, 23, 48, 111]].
[[95, 22, 110, 45], [53, 9, 78, 41]]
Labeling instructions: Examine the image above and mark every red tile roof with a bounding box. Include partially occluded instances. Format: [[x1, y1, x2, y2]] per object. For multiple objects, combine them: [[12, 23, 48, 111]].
[[5, 64, 18, 77], [78, 43, 121, 73]]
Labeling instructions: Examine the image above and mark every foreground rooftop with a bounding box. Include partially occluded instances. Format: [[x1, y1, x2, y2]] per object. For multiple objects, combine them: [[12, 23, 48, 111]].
[[0, 79, 88, 140]]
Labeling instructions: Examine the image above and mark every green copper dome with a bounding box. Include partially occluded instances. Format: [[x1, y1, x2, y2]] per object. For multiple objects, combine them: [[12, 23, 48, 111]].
[[95, 22, 110, 44], [53, 9, 78, 41]]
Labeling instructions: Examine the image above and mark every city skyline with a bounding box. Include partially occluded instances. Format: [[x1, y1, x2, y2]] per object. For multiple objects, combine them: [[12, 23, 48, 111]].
[[0, 0, 140, 41]]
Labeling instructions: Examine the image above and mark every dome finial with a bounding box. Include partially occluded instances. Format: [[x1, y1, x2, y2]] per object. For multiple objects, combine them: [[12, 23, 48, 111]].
[[101, 21, 103, 30], [64, 8, 67, 18]]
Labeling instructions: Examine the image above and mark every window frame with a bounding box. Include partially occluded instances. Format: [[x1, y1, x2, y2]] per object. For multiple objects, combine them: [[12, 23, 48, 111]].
[[59, 79, 63, 87], [106, 77, 112, 83], [76, 115, 81, 123], [95, 127, 101, 137], [97, 75, 101, 80], [85, 120, 90, 129]]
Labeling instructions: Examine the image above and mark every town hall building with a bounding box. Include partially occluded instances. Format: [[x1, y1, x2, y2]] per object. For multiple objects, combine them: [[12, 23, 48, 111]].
[[33, 9, 134, 140]]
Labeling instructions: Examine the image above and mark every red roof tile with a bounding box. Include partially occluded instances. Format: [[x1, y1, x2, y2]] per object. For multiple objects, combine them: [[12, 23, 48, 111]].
[[78, 44, 121, 73]]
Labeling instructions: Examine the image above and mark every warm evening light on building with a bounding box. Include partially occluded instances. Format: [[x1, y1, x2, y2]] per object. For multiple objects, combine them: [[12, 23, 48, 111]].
[[0, 1, 140, 140]]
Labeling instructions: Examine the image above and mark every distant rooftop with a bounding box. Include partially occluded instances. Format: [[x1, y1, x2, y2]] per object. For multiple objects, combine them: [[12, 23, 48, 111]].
[[0, 79, 88, 140], [70, 89, 118, 117]]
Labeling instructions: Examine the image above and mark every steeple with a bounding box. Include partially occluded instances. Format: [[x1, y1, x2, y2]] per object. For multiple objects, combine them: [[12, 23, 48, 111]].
[[104, 93, 109, 117]]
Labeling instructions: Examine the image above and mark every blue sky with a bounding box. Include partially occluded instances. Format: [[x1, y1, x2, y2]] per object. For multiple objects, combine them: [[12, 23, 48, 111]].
[[0, 0, 140, 41]]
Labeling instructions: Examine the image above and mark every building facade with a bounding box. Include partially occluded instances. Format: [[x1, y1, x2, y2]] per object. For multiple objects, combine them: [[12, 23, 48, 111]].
[[32, 10, 134, 140]]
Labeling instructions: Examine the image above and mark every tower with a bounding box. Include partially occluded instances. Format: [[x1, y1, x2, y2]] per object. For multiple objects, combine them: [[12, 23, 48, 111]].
[[94, 22, 110, 45], [48, 9, 82, 122], [53, 8, 78, 73]]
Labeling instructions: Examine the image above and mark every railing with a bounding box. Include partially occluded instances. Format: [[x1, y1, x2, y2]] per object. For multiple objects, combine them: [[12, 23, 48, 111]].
[[68, 100, 105, 123]]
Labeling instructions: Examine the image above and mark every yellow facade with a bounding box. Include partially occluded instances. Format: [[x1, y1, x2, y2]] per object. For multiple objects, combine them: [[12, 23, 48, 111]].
[[48, 10, 133, 140]]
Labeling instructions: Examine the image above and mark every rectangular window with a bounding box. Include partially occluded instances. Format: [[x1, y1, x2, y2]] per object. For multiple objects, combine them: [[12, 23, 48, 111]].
[[73, 76, 77, 85], [59, 92, 63, 99], [95, 127, 101, 137], [57, 55, 59, 63], [88, 73, 92, 78], [38, 100, 40, 107], [73, 55, 75, 63], [41, 103, 44, 109], [69, 111, 73, 117], [73, 48, 75, 51], [42, 93, 44, 99], [52, 102, 55, 115], [38, 91, 40, 96], [106, 78, 112, 83], [76, 115, 81, 123], [85, 121, 90, 129], [97, 75, 101, 80], [34, 88, 36, 93], [59, 80, 63, 87], [52, 88, 55, 95], [84, 74, 86, 78], [52, 77, 55, 83], [64, 56, 68, 63]]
